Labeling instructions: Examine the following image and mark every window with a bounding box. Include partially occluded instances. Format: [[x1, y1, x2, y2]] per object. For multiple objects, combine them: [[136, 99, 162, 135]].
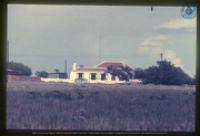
[[112, 75, 116, 81], [78, 73, 83, 79], [101, 74, 106, 80], [91, 73, 97, 80]]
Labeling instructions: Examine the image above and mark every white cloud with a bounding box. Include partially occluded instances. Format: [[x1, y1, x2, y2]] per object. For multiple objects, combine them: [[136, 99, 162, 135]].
[[159, 18, 196, 30], [136, 35, 167, 56], [163, 50, 182, 67], [163, 50, 193, 77]]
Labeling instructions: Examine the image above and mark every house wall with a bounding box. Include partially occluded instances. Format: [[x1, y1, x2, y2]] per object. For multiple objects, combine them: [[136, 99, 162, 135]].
[[49, 74, 60, 78], [129, 79, 142, 84], [70, 71, 121, 84], [48, 73, 67, 79], [41, 78, 73, 83], [70, 72, 78, 81]]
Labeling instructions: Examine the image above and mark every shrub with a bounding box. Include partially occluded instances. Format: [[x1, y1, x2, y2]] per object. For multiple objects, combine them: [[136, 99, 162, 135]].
[[7, 61, 32, 76], [35, 71, 48, 78], [141, 60, 194, 85]]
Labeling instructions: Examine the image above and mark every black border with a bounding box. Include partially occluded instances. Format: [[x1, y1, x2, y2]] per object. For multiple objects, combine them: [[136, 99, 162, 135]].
[[1, 0, 199, 136]]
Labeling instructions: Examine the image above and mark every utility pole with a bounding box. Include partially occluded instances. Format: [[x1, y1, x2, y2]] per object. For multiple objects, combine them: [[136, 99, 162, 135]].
[[99, 36, 101, 63], [160, 53, 163, 85], [65, 59, 67, 78], [160, 53, 163, 61]]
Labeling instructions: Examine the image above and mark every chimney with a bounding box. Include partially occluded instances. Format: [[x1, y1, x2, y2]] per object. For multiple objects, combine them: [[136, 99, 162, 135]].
[[73, 63, 77, 71]]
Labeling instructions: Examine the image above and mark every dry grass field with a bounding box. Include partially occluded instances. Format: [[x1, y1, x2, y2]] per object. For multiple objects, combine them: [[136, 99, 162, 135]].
[[6, 80, 196, 132]]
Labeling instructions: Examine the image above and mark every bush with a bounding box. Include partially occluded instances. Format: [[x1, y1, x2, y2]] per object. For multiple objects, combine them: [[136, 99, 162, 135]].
[[7, 61, 32, 76], [134, 68, 145, 79], [108, 65, 133, 81], [35, 71, 48, 78], [141, 60, 194, 85]]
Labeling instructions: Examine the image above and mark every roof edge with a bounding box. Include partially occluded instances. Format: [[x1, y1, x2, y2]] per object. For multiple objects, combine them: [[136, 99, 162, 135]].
[[94, 61, 125, 68]]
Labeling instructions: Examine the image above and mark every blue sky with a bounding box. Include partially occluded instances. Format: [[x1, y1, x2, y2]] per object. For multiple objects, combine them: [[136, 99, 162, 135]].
[[7, 5, 197, 77]]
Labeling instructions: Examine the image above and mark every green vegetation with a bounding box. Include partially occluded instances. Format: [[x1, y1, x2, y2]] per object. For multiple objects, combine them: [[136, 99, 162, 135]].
[[35, 71, 48, 78], [135, 60, 195, 85], [7, 61, 32, 76], [54, 69, 59, 73], [108, 65, 133, 81], [8, 59, 195, 86]]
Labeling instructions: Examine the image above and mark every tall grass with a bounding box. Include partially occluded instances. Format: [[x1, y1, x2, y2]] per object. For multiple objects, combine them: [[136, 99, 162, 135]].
[[6, 81, 195, 131]]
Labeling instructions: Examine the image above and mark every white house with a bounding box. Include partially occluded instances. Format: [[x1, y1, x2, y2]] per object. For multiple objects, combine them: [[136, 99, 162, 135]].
[[70, 61, 134, 84]]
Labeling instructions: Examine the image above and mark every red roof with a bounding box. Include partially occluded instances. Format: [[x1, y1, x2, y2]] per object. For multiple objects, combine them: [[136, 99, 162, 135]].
[[95, 61, 133, 70], [7, 68, 15, 72], [74, 67, 108, 73], [72, 61, 133, 73], [7, 68, 19, 75]]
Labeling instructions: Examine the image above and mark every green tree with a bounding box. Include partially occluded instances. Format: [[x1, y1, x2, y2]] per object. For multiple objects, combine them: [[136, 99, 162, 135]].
[[54, 69, 59, 73], [134, 68, 145, 79], [192, 75, 196, 85], [122, 67, 134, 79], [143, 60, 194, 85], [143, 66, 160, 84], [107, 65, 133, 81], [35, 71, 48, 78], [7, 61, 32, 76]]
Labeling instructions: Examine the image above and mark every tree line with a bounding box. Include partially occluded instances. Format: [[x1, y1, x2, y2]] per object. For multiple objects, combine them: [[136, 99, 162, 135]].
[[7, 61, 32, 76], [7, 60, 196, 85], [134, 60, 195, 85]]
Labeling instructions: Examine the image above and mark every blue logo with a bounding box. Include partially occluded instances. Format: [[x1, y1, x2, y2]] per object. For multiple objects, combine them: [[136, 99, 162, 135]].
[[181, 1, 197, 19]]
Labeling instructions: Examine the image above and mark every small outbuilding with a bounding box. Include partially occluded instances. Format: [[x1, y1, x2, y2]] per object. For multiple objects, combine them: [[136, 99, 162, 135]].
[[48, 72, 67, 79]]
